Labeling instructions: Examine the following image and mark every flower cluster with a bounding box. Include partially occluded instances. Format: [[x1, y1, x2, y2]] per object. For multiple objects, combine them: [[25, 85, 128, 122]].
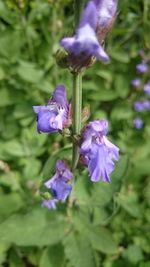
[[61, 0, 118, 69], [33, 0, 119, 209], [131, 51, 150, 129]]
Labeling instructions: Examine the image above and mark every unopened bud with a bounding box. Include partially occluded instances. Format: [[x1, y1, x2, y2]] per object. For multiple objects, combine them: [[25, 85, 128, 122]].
[[55, 48, 69, 69]]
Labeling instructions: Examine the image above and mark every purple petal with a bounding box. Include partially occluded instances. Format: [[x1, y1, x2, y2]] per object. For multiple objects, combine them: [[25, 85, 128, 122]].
[[143, 100, 150, 110], [42, 199, 58, 210], [131, 78, 141, 88], [37, 111, 58, 133], [134, 101, 144, 112], [94, 45, 110, 62], [88, 143, 114, 182], [133, 118, 143, 129], [56, 160, 73, 181], [144, 81, 150, 96], [94, 0, 118, 27], [81, 137, 92, 152], [52, 180, 72, 201], [103, 136, 119, 161], [44, 160, 73, 201], [136, 61, 148, 73], [33, 105, 51, 113], [60, 37, 76, 53], [79, 1, 98, 29], [52, 85, 68, 109], [91, 119, 109, 134], [61, 23, 109, 62]]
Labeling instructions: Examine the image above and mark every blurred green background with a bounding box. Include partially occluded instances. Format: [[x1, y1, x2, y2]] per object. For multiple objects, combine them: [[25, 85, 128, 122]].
[[0, 0, 150, 266]]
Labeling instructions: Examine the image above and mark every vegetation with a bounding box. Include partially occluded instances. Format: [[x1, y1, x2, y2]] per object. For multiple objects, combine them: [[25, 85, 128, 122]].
[[0, 0, 150, 266]]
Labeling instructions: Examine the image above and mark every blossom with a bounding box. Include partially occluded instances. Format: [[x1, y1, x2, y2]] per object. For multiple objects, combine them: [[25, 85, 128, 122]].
[[144, 81, 150, 96], [134, 100, 150, 111], [80, 120, 119, 182], [131, 78, 141, 88], [43, 160, 73, 209], [60, 1, 111, 62], [134, 101, 145, 112], [143, 100, 150, 110], [33, 85, 70, 133], [133, 118, 143, 129], [42, 199, 58, 210], [136, 61, 148, 73], [94, 0, 118, 28]]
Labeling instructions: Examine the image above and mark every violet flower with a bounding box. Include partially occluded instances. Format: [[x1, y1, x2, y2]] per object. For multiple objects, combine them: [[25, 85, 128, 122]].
[[42, 199, 58, 210], [143, 100, 150, 110], [134, 101, 145, 112], [136, 61, 148, 73], [134, 100, 150, 111], [80, 120, 119, 182], [133, 118, 143, 129], [61, 1, 110, 62], [43, 160, 73, 209], [33, 85, 70, 133], [94, 0, 118, 28], [131, 78, 141, 88], [144, 81, 150, 96]]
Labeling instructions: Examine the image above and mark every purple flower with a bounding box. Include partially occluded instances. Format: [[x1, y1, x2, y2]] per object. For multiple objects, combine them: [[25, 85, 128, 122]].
[[42, 199, 58, 210], [133, 118, 143, 129], [61, 1, 109, 62], [80, 120, 119, 182], [134, 100, 150, 111], [134, 101, 145, 112], [44, 160, 73, 209], [33, 85, 70, 133], [136, 61, 148, 73], [94, 0, 118, 28], [143, 100, 150, 110], [131, 78, 141, 88], [144, 81, 150, 96]]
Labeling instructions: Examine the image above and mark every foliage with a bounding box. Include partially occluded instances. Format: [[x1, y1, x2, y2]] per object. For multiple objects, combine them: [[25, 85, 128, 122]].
[[0, 0, 150, 266]]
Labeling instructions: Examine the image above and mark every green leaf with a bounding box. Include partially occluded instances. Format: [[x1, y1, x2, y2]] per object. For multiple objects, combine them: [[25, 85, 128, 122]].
[[39, 244, 65, 267], [0, 88, 23, 107], [88, 227, 118, 254], [17, 61, 44, 83], [139, 262, 150, 267], [110, 50, 130, 63], [123, 245, 144, 264], [0, 244, 9, 264], [89, 90, 118, 101], [63, 232, 96, 267], [111, 105, 133, 120], [118, 191, 142, 218], [0, 193, 24, 222], [0, 209, 66, 246]]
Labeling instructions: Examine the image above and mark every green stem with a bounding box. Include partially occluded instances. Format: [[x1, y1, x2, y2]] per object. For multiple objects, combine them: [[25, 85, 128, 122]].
[[72, 72, 82, 171], [71, 0, 84, 172], [74, 0, 85, 27]]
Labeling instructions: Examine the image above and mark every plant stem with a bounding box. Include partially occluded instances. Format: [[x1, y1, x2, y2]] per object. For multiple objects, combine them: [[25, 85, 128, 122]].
[[72, 72, 82, 171], [71, 0, 84, 171], [74, 0, 85, 28]]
